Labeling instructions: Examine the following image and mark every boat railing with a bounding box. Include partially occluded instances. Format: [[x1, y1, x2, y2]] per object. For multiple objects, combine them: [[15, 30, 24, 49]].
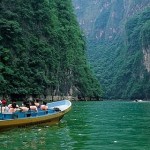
[[47, 100, 71, 111], [0, 108, 56, 120]]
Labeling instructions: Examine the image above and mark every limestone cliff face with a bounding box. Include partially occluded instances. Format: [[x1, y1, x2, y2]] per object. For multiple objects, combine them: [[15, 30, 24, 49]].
[[143, 47, 150, 72], [72, 0, 150, 99], [73, 0, 150, 40]]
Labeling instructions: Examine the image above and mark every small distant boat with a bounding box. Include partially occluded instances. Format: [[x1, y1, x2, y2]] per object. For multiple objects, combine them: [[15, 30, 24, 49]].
[[0, 100, 71, 131], [134, 99, 143, 102]]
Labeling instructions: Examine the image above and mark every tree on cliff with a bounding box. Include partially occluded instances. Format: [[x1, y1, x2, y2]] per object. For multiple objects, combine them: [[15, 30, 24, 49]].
[[0, 0, 102, 99]]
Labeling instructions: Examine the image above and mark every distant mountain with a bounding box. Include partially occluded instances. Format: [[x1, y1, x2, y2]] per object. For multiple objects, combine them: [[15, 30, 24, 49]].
[[73, 0, 150, 99]]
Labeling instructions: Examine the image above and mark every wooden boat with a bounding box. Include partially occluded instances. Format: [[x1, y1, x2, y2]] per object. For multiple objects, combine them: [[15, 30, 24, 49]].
[[0, 100, 71, 130]]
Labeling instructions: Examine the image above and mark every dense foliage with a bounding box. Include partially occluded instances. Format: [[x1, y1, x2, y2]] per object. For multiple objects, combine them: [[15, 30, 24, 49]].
[[0, 0, 102, 99]]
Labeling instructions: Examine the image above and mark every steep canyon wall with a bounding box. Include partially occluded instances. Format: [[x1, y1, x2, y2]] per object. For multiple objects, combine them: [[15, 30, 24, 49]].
[[72, 0, 150, 99]]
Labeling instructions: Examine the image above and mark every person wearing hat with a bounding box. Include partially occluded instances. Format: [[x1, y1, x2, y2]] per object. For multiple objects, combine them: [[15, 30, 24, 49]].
[[1, 98, 8, 112], [1, 98, 7, 105]]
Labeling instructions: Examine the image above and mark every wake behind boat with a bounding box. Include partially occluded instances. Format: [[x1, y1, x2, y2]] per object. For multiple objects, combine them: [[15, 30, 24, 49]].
[[0, 100, 71, 131]]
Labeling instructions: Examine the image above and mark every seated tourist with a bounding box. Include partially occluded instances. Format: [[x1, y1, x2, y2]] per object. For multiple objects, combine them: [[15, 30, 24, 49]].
[[8, 103, 12, 109], [19, 101, 30, 112], [30, 101, 38, 112], [8, 103, 20, 113], [1, 99, 9, 113], [40, 101, 48, 110], [34, 99, 40, 108], [8, 100, 19, 108]]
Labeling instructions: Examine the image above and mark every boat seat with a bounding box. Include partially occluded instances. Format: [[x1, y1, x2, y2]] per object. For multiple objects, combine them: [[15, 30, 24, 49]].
[[31, 111, 37, 117], [37, 111, 45, 116], [25, 111, 31, 117], [3, 113, 13, 120], [17, 112, 25, 118], [0, 113, 3, 120]]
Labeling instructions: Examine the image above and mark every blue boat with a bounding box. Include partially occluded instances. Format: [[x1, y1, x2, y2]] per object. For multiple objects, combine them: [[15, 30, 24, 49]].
[[0, 100, 71, 130]]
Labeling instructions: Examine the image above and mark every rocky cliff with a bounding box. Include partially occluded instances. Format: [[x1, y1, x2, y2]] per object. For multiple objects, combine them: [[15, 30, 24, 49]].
[[72, 0, 150, 99]]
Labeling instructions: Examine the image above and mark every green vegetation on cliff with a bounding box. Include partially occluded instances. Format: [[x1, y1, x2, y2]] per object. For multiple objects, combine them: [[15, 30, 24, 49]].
[[88, 7, 150, 99], [73, 0, 150, 100], [0, 0, 102, 99]]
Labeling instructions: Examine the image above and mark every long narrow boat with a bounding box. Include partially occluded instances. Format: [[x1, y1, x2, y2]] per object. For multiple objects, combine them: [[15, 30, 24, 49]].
[[0, 100, 71, 131]]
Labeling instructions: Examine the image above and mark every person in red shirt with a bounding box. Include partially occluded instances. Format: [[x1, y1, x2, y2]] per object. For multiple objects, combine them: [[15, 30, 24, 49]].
[[0, 98, 8, 112], [1, 98, 7, 106]]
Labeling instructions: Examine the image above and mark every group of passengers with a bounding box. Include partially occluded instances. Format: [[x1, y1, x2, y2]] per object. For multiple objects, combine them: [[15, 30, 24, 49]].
[[0, 98, 48, 113]]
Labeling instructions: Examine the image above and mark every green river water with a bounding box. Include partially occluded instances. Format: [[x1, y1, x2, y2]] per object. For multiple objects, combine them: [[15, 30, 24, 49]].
[[0, 101, 150, 150]]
